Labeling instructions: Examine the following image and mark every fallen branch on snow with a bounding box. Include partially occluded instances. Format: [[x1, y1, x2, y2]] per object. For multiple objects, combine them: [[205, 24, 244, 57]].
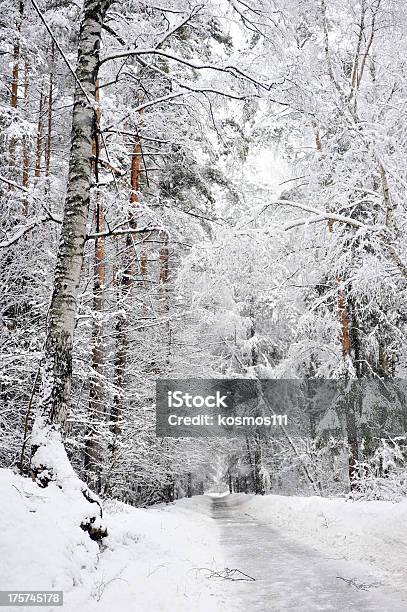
[[336, 576, 382, 590], [197, 567, 256, 581]]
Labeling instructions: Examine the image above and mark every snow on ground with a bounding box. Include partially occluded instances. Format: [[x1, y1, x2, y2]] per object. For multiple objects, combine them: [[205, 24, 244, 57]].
[[238, 492, 407, 594], [66, 496, 228, 612], [0, 469, 227, 612], [2, 467, 407, 611], [0, 468, 100, 593], [211, 495, 407, 611]]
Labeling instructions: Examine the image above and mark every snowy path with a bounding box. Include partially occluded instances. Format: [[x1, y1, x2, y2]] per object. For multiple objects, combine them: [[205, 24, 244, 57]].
[[2, 468, 406, 612], [210, 495, 407, 612]]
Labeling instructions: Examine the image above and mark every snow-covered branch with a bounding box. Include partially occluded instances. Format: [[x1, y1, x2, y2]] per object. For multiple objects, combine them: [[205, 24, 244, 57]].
[[99, 48, 287, 100], [0, 216, 56, 248], [86, 225, 166, 240]]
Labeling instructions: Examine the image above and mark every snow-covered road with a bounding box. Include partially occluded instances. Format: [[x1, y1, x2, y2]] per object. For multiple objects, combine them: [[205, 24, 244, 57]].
[[210, 495, 407, 612]]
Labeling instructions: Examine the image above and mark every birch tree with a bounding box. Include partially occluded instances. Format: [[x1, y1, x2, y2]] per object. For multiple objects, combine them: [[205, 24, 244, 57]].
[[29, 0, 112, 538]]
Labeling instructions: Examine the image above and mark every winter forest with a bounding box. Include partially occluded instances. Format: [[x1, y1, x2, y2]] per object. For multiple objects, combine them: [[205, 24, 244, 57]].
[[1, 0, 407, 610]]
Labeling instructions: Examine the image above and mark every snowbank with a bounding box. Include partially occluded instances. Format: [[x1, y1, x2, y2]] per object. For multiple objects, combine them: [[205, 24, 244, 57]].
[[0, 468, 100, 592], [238, 492, 407, 593], [0, 469, 226, 611]]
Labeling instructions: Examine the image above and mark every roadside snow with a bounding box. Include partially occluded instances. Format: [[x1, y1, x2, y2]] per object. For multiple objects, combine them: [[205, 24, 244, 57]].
[[239, 493, 407, 594], [66, 496, 228, 612], [0, 469, 227, 612], [0, 468, 100, 592]]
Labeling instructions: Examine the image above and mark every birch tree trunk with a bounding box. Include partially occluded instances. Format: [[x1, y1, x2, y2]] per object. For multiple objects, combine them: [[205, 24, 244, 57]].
[[31, 1, 112, 537]]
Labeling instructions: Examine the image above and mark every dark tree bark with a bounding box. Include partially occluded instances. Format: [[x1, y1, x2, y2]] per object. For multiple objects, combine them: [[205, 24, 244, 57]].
[[245, 436, 256, 492], [228, 470, 233, 493], [187, 472, 192, 498], [253, 434, 265, 495]]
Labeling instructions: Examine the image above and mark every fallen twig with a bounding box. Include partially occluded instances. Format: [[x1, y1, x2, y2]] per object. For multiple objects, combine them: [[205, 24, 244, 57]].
[[197, 567, 256, 582], [336, 576, 381, 591]]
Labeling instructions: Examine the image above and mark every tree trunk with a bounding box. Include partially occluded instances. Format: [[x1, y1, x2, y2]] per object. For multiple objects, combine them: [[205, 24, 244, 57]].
[[34, 86, 44, 178], [111, 138, 143, 437], [45, 42, 55, 179], [245, 436, 256, 492], [22, 61, 29, 215], [31, 0, 112, 539], [336, 280, 359, 489], [9, 0, 24, 171], [130, 141, 142, 205], [344, 383, 359, 489], [187, 472, 192, 498], [248, 296, 258, 368], [85, 81, 105, 490], [228, 470, 233, 493], [327, 206, 359, 489], [159, 235, 171, 368], [10, 14, 21, 109], [337, 278, 352, 359], [253, 434, 265, 495]]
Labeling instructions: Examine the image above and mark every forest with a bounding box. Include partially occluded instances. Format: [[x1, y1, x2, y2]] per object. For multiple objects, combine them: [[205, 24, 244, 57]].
[[1, 0, 407, 610]]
